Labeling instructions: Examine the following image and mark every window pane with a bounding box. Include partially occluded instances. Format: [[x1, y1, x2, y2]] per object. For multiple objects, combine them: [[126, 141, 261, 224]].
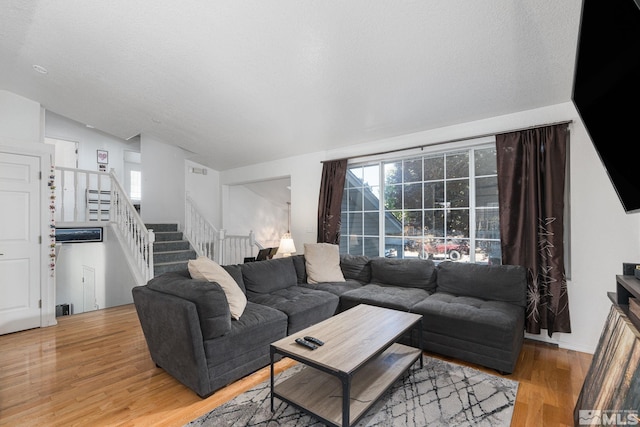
[[403, 183, 422, 209], [446, 180, 469, 208], [446, 152, 469, 179], [385, 211, 403, 236], [476, 240, 502, 265], [476, 176, 498, 207], [347, 167, 362, 187], [363, 185, 380, 210], [476, 208, 500, 239], [362, 165, 380, 187], [340, 142, 499, 263], [475, 147, 497, 176], [384, 236, 402, 258], [404, 211, 422, 236], [424, 210, 445, 236], [384, 184, 402, 210], [347, 235, 363, 255], [403, 158, 422, 183], [424, 181, 444, 209], [447, 209, 469, 238], [348, 212, 362, 235], [347, 187, 363, 211], [363, 212, 379, 236], [424, 156, 444, 181], [363, 237, 379, 257], [384, 162, 402, 185]]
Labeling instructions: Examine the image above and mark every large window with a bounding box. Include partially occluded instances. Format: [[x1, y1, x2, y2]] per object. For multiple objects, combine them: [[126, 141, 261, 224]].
[[340, 142, 501, 264]]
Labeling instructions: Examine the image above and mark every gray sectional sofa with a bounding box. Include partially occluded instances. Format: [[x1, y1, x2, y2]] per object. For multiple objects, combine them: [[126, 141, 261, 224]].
[[132, 254, 527, 398]]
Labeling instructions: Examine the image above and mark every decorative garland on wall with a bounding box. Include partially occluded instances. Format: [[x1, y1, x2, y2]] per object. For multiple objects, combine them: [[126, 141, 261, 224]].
[[48, 164, 56, 277]]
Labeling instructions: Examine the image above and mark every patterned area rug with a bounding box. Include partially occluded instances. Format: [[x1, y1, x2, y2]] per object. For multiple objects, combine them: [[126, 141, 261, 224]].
[[186, 356, 518, 427]]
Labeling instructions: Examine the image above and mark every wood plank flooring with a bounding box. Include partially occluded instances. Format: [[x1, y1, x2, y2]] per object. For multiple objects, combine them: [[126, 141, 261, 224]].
[[0, 304, 593, 426]]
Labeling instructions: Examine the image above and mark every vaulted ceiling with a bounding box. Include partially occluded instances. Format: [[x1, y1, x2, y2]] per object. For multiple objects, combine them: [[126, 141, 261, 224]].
[[0, 1, 582, 170]]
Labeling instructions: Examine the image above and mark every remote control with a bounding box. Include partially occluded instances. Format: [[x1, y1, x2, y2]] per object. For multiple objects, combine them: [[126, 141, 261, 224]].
[[295, 337, 317, 350], [304, 336, 324, 346]]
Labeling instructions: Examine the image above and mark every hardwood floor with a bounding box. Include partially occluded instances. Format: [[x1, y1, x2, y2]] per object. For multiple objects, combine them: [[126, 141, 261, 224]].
[[0, 304, 592, 426]]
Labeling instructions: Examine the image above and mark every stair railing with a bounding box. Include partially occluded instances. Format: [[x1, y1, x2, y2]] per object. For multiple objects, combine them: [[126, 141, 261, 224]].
[[109, 171, 155, 283], [54, 167, 155, 283], [54, 166, 111, 222], [185, 192, 260, 265]]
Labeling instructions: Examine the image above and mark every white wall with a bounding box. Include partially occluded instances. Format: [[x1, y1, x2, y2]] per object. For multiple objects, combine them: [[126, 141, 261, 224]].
[[221, 102, 640, 354], [45, 111, 139, 184], [55, 242, 106, 313], [185, 159, 221, 228], [227, 185, 288, 249], [0, 90, 43, 144], [221, 151, 325, 253], [140, 135, 186, 226]]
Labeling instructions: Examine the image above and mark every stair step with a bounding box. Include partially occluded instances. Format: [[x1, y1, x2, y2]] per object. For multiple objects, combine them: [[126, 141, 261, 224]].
[[154, 240, 191, 252], [154, 260, 190, 276], [146, 223, 178, 232], [154, 249, 197, 264], [153, 231, 184, 241]]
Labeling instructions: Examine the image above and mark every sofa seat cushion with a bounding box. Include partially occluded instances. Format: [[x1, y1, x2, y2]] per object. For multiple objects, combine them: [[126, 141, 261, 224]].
[[299, 279, 363, 297], [411, 292, 524, 349], [340, 284, 431, 312], [203, 302, 287, 366], [248, 286, 339, 334], [370, 257, 437, 291]]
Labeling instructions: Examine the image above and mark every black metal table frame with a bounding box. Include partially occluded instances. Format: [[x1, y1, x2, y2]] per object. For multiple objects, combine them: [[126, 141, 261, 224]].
[[270, 318, 423, 427]]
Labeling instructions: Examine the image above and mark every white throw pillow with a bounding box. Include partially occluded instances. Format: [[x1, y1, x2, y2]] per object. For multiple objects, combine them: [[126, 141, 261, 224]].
[[188, 256, 247, 320], [304, 243, 346, 284]]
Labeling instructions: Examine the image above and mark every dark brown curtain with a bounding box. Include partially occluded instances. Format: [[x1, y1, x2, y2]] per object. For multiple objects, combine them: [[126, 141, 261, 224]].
[[317, 159, 348, 244], [496, 124, 571, 336]]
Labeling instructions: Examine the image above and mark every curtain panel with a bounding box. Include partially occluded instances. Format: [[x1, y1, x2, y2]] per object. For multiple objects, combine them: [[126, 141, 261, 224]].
[[496, 124, 571, 336], [317, 159, 348, 244]]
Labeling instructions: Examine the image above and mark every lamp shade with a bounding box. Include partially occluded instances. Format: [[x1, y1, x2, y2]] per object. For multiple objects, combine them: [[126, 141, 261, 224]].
[[276, 234, 296, 257]]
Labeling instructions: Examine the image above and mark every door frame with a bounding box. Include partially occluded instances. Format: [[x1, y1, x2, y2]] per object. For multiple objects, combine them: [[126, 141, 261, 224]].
[[0, 142, 56, 329]]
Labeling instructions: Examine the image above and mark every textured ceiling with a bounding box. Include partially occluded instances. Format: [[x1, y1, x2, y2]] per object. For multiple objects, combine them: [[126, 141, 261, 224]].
[[0, 1, 582, 170]]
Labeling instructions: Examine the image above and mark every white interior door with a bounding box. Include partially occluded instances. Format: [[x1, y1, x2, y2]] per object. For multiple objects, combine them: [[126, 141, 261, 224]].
[[82, 265, 96, 312], [0, 152, 41, 335]]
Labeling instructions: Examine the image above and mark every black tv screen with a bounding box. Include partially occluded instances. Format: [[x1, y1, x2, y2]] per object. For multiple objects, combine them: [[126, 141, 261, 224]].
[[572, 0, 640, 213]]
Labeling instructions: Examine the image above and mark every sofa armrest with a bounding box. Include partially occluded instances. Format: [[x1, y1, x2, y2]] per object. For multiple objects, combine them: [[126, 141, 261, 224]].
[[132, 285, 212, 397]]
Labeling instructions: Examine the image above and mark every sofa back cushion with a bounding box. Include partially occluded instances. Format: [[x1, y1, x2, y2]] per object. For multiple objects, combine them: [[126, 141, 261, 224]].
[[436, 261, 527, 307], [222, 264, 246, 293], [146, 272, 232, 339], [291, 255, 308, 284], [340, 254, 371, 283], [188, 256, 247, 320], [304, 243, 345, 284], [241, 257, 297, 294], [370, 257, 437, 291]]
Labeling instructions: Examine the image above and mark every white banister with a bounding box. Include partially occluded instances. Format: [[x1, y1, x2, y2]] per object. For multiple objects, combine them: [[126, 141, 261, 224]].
[[185, 193, 260, 265], [110, 171, 155, 282]]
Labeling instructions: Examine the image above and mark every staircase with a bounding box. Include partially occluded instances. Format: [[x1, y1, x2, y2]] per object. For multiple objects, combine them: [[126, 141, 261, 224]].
[[146, 223, 197, 276]]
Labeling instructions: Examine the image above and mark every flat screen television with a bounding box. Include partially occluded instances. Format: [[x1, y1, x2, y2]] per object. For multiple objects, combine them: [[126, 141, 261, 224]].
[[572, 0, 640, 213]]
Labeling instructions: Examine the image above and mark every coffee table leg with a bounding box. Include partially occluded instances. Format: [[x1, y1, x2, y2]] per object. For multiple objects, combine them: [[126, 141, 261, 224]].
[[270, 347, 275, 412], [419, 321, 424, 368], [341, 374, 350, 427]]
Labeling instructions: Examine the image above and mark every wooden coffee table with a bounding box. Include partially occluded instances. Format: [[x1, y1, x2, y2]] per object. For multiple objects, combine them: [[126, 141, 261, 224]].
[[270, 304, 423, 427]]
